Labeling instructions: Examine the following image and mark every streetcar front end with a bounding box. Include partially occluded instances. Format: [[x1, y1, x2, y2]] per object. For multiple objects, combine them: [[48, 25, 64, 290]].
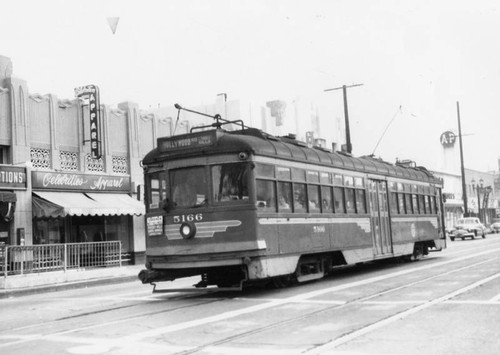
[[139, 130, 264, 288]]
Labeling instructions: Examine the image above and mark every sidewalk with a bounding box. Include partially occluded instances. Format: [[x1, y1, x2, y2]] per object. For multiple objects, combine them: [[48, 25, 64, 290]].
[[0, 264, 144, 299]]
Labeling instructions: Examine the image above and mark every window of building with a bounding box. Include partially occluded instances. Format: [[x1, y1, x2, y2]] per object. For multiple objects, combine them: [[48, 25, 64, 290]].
[[0, 145, 9, 164]]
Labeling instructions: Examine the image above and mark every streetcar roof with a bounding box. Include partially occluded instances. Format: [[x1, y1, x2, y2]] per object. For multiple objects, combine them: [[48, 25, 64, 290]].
[[142, 128, 441, 184]]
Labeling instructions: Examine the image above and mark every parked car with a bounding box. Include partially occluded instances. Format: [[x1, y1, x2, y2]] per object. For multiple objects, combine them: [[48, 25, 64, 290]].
[[491, 219, 500, 234], [449, 217, 486, 241]]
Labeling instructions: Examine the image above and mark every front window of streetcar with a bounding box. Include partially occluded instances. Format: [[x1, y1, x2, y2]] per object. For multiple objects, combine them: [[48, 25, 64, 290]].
[[170, 167, 208, 208], [212, 163, 251, 203]]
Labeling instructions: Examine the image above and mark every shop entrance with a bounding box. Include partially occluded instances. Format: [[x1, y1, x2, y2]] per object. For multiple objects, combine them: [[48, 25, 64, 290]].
[[33, 215, 131, 253]]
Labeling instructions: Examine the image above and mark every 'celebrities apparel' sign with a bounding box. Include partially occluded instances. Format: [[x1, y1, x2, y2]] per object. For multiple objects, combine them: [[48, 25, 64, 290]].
[[75, 85, 101, 159], [32, 171, 131, 192]]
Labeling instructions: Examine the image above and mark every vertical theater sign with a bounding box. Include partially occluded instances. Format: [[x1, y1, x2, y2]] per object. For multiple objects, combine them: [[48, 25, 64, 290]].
[[75, 85, 101, 159]]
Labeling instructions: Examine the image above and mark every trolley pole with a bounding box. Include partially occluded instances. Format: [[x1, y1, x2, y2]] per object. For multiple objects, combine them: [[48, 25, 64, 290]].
[[324, 83, 363, 154], [457, 101, 469, 217]]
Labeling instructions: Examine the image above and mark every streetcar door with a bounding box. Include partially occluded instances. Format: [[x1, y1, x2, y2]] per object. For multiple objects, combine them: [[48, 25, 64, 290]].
[[368, 179, 393, 256]]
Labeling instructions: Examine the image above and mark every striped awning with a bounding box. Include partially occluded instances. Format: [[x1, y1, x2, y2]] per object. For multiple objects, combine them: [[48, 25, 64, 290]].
[[32, 191, 144, 218]]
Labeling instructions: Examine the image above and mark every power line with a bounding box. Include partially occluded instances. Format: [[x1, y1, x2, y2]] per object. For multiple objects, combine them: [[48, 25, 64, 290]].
[[371, 105, 403, 156]]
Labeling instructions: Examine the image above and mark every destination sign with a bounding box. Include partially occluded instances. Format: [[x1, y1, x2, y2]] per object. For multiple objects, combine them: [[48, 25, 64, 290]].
[[158, 131, 218, 152]]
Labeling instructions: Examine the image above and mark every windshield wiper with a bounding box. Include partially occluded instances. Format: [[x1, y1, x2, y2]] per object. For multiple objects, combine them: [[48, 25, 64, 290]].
[[193, 199, 208, 208]]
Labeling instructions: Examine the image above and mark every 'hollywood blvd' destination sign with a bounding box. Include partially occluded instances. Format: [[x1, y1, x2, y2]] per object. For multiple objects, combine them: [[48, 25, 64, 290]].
[[32, 171, 131, 192]]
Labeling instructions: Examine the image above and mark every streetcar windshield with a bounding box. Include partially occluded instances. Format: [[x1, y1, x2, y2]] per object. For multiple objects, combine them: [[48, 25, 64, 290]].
[[170, 167, 207, 208], [212, 162, 250, 203], [168, 163, 250, 209]]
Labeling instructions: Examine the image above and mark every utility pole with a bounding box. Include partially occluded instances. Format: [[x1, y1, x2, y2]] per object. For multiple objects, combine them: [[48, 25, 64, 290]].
[[457, 101, 469, 217], [324, 83, 363, 154]]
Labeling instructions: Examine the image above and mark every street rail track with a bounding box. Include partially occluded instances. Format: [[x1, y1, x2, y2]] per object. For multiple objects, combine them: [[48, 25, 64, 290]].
[[2, 243, 500, 354]]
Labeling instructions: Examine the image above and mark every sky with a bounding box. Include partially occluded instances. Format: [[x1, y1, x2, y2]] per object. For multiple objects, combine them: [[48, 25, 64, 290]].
[[2, 0, 500, 173]]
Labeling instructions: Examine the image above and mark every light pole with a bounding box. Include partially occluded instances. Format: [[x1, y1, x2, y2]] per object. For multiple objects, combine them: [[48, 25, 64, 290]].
[[471, 178, 484, 222], [324, 83, 363, 154], [457, 102, 469, 217]]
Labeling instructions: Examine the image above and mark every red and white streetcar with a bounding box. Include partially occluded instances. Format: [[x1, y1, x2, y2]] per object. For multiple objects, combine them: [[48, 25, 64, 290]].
[[139, 105, 446, 291]]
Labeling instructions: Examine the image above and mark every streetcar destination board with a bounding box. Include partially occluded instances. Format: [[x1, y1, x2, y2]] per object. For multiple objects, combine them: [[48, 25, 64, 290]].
[[158, 131, 219, 152]]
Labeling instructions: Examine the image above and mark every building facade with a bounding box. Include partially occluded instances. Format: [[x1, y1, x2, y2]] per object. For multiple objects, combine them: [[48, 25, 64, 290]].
[[0, 56, 146, 263]]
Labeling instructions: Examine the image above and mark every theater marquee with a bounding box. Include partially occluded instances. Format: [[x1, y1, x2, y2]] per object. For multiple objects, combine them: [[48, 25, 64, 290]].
[[32, 171, 131, 192]]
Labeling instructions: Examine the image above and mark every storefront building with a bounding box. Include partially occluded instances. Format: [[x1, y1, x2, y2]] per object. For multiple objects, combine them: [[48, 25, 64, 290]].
[[0, 55, 146, 264], [0, 165, 27, 245]]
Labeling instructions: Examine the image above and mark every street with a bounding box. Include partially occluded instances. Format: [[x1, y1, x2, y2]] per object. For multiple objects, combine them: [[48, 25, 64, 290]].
[[1, 235, 500, 355]]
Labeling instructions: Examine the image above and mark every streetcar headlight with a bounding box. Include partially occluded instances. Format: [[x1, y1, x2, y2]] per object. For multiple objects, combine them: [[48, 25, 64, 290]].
[[180, 222, 197, 239]]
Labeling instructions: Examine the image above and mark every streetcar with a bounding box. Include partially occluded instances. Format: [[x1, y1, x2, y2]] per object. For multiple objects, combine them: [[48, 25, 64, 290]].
[[138, 105, 446, 290]]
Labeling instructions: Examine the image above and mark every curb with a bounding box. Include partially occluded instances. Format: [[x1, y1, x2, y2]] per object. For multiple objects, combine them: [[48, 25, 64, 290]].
[[0, 274, 140, 299]]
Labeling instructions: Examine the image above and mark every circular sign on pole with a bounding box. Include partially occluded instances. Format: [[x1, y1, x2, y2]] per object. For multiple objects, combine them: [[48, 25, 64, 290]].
[[440, 131, 456, 147]]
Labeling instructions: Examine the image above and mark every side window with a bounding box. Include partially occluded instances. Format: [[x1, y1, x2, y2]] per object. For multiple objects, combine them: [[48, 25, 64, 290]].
[[390, 192, 398, 214], [256, 179, 276, 212], [356, 189, 366, 214], [321, 186, 333, 213], [345, 188, 356, 214], [430, 196, 436, 214], [405, 194, 413, 214], [418, 195, 426, 214], [293, 183, 307, 212], [148, 173, 161, 210], [334, 186, 345, 213], [354, 177, 366, 214], [278, 182, 292, 212], [398, 193, 405, 214], [307, 185, 321, 213], [425, 195, 431, 214], [412, 194, 419, 214]]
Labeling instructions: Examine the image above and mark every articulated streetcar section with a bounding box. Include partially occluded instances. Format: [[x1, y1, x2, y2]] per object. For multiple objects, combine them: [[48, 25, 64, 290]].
[[138, 105, 446, 292]]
